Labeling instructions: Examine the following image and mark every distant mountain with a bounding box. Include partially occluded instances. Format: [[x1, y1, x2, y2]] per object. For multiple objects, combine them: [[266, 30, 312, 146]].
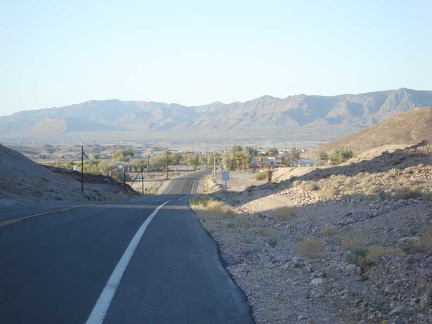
[[1, 88, 432, 142], [306, 107, 432, 156]]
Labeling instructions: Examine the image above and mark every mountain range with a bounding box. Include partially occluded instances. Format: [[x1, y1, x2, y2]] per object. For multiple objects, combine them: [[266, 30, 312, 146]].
[[1, 88, 432, 144]]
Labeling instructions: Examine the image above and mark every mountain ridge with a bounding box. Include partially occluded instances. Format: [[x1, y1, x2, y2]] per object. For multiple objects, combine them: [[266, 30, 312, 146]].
[[1, 88, 432, 142]]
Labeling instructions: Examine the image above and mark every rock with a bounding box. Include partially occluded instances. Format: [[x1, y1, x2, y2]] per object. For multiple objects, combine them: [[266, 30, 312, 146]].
[[420, 289, 431, 310], [385, 281, 402, 294], [388, 305, 405, 316], [310, 278, 324, 285], [291, 257, 304, 268], [305, 264, 314, 273]]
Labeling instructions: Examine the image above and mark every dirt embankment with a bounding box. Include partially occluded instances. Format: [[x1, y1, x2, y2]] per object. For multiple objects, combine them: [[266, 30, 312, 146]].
[[193, 144, 432, 323]]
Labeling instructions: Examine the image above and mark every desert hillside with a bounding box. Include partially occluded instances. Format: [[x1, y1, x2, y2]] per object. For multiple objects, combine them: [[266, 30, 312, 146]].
[[193, 141, 432, 322], [0, 144, 133, 206], [306, 107, 432, 157]]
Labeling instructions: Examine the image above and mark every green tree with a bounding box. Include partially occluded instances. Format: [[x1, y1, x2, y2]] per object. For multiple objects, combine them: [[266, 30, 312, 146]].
[[291, 147, 300, 164], [185, 153, 199, 170], [330, 147, 353, 165], [316, 150, 329, 166], [112, 149, 134, 162], [268, 147, 279, 157]]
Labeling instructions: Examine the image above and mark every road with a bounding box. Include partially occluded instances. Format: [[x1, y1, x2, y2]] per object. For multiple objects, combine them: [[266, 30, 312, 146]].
[[0, 169, 254, 323]]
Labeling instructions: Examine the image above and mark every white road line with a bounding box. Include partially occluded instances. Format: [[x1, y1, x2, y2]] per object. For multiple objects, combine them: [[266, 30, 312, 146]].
[[86, 200, 170, 324]]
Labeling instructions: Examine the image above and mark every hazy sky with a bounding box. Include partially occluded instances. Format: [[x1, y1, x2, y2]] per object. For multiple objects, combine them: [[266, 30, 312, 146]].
[[1, 0, 431, 116]]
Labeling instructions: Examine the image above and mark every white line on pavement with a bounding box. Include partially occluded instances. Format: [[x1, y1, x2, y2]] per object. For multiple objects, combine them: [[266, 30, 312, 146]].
[[86, 200, 170, 324]]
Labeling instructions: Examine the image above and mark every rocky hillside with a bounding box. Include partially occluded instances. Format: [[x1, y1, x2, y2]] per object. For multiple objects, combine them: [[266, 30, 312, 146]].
[[306, 107, 432, 157], [0, 144, 133, 206], [193, 142, 432, 322], [1, 88, 432, 142]]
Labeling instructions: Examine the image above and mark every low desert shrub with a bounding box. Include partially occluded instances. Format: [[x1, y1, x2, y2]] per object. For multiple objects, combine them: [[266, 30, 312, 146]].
[[322, 224, 338, 236], [297, 238, 325, 258], [321, 187, 338, 199], [417, 231, 432, 255], [346, 245, 401, 267], [345, 246, 368, 266], [255, 171, 267, 181], [268, 237, 278, 247], [275, 206, 297, 220], [342, 235, 365, 250], [292, 180, 302, 187], [364, 245, 401, 265], [304, 182, 319, 191]]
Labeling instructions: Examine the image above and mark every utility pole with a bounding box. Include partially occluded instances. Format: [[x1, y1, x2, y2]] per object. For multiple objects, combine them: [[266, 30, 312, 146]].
[[81, 146, 86, 192], [123, 165, 126, 194], [141, 168, 144, 195], [165, 148, 169, 180]]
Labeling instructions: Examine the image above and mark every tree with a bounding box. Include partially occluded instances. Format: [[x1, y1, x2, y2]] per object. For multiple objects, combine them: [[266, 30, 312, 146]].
[[291, 147, 300, 164], [268, 147, 279, 157], [316, 150, 329, 166], [330, 147, 353, 165], [112, 149, 134, 162], [184, 153, 199, 170]]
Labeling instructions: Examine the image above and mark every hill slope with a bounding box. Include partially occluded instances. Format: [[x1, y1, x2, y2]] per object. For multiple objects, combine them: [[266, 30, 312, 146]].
[[1, 88, 432, 142], [0, 144, 130, 205], [306, 107, 432, 157]]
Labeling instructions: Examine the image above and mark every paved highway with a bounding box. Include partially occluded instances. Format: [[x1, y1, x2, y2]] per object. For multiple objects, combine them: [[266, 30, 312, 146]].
[[0, 169, 254, 323]]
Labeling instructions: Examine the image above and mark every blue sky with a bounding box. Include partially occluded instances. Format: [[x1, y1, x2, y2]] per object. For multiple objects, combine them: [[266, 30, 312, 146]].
[[1, 0, 431, 116]]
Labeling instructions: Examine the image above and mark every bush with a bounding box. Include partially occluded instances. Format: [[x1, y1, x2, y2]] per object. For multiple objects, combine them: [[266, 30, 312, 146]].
[[297, 238, 325, 258], [342, 235, 365, 250], [322, 187, 339, 199], [330, 147, 354, 165], [322, 224, 338, 236], [346, 245, 401, 267], [268, 237, 278, 247], [255, 171, 267, 181], [304, 182, 319, 191], [275, 207, 297, 220]]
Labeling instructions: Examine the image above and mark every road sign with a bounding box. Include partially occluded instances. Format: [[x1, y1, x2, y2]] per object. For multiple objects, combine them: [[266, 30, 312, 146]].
[[221, 171, 230, 181]]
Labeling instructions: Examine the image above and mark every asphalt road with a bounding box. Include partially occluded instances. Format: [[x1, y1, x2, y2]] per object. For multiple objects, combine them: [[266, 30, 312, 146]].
[[0, 169, 254, 323]]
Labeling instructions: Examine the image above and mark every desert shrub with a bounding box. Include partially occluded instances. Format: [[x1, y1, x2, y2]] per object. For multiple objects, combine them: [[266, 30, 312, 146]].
[[322, 224, 338, 236], [346, 245, 401, 267], [293, 180, 302, 187], [189, 195, 208, 207], [391, 189, 422, 200], [321, 187, 338, 199], [330, 147, 354, 165], [297, 238, 325, 258], [225, 217, 245, 229], [255, 171, 267, 181], [268, 237, 278, 247], [275, 206, 297, 220], [364, 245, 401, 265], [304, 182, 319, 191], [342, 235, 365, 250], [422, 192, 432, 201], [416, 231, 432, 255], [345, 246, 368, 266], [364, 185, 381, 195]]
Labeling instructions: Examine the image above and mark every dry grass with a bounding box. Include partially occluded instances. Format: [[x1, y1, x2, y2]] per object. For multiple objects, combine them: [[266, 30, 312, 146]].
[[275, 206, 297, 220], [304, 182, 319, 191], [342, 235, 366, 250], [364, 245, 402, 265], [321, 187, 339, 199], [297, 238, 325, 258], [189, 195, 236, 219], [322, 224, 338, 236]]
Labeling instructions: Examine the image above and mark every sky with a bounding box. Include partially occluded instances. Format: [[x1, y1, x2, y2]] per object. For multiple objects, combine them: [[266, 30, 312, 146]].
[[1, 0, 431, 116]]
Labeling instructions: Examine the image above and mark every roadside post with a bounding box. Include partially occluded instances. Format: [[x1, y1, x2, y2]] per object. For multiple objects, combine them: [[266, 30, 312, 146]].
[[221, 170, 230, 191]]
